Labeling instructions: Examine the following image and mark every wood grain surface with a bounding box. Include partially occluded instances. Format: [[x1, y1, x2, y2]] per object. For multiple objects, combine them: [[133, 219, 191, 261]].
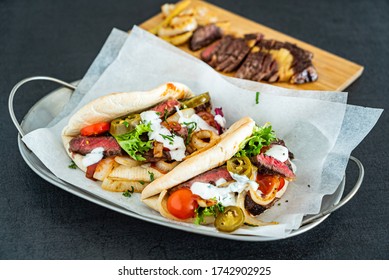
[[139, 0, 364, 91]]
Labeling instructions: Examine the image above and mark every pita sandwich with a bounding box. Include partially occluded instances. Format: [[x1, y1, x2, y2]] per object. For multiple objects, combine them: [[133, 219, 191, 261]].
[[141, 117, 296, 231]]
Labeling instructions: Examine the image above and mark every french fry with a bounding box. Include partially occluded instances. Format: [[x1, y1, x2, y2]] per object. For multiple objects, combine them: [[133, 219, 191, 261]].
[[149, 0, 192, 34]]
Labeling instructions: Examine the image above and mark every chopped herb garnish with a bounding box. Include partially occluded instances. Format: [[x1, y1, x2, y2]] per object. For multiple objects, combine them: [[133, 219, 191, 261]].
[[183, 121, 197, 145], [122, 186, 135, 197], [255, 92, 260, 104], [308, 184, 311, 188], [122, 120, 129, 127], [159, 133, 175, 145], [148, 171, 155, 182], [163, 108, 169, 122], [194, 202, 224, 225], [155, 112, 161, 116], [285, 200, 289, 203], [68, 161, 77, 169], [139, 181, 145, 185], [278, 203, 281, 206], [235, 123, 276, 158]]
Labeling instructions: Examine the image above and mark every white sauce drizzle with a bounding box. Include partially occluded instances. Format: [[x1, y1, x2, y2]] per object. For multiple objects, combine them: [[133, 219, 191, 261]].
[[214, 114, 226, 128], [190, 173, 258, 206], [82, 147, 104, 167], [140, 111, 186, 161], [176, 106, 218, 134], [265, 144, 289, 163]]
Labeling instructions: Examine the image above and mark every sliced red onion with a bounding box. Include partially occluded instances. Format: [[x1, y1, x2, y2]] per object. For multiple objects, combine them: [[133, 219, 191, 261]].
[[215, 107, 224, 117]]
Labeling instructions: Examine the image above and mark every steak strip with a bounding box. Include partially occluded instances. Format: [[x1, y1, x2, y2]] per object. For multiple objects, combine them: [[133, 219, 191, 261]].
[[69, 136, 122, 157], [170, 166, 233, 192], [201, 34, 263, 73], [236, 38, 318, 84], [190, 24, 222, 51], [251, 154, 295, 180]]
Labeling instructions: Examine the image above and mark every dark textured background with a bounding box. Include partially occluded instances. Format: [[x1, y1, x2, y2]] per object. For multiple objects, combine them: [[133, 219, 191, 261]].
[[1, 0, 388, 259]]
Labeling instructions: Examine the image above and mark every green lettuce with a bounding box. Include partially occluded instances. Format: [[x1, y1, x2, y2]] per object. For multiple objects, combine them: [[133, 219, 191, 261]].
[[114, 122, 153, 161], [235, 123, 276, 158]]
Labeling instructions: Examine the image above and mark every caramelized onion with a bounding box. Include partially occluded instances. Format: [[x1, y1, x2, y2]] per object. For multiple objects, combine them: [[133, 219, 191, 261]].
[[190, 130, 219, 150], [152, 160, 180, 174]]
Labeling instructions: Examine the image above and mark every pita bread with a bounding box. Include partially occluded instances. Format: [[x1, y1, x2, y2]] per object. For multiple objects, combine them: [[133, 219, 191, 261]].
[[141, 116, 256, 200], [62, 82, 193, 136]]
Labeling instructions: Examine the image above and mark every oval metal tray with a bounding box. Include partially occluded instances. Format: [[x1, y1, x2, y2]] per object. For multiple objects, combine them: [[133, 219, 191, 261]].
[[9, 76, 364, 241]]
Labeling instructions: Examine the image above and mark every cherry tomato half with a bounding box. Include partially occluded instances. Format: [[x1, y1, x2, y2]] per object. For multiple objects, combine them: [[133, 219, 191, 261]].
[[80, 122, 110, 136], [278, 177, 286, 192], [167, 188, 198, 219], [256, 174, 281, 195]]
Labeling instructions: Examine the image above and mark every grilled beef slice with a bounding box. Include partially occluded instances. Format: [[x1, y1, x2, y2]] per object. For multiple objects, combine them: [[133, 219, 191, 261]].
[[189, 24, 223, 51], [235, 51, 278, 82], [251, 154, 296, 180], [150, 98, 180, 117], [69, 136, 122, 157], [201, 34, 262, 73], [174, 167, 233, 190], [238, 38, 318, 84], [244, 192, 267, 216]]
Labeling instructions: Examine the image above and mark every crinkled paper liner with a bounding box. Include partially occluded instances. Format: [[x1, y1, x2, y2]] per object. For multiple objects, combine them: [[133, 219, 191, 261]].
[[23, 27, 382, 238]]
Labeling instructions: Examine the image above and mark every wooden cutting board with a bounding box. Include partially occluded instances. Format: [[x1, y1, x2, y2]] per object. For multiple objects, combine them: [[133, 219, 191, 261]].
[[139, 0, 363, 91]]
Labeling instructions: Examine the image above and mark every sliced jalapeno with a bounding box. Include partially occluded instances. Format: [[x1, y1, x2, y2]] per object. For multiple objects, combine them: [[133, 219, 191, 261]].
[[181, 92, 210, 109], [227, 156, 253, 178], [109, 114, 141, 136], [214, 206, 245, 232]]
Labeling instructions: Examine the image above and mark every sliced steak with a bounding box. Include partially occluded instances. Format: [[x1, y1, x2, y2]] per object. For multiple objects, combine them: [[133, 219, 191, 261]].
[[290, 65, 318, 84], [251, 154, 296, 180], [244, 192, 278, 216], [174, 167, 233, 190], [236, 51, 279, 82], [69, 136, 122, 157], [201, 33, 263, 73], [200, 39, 222, 62], [268, 139, 294, 160], [244, 192, 267, 216], [256, 39, 318, 83], [189, 24, 222, 51], [215, 37, 251, 72], [150, 99, 180, 117]]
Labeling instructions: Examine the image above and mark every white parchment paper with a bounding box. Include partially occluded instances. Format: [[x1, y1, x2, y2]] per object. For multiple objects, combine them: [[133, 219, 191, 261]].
[[22, 27, 382, 238]]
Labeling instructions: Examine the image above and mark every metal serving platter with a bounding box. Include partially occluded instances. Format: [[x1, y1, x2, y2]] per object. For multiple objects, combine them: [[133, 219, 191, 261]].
[[10, 77, 364, 241]]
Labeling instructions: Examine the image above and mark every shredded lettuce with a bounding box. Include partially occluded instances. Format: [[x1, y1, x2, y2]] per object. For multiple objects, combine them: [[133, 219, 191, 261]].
[[235, 123, 276, 158], [114, 122, 153, 161]]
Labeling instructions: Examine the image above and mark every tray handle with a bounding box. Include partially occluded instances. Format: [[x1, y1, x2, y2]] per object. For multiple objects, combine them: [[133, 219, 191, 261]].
[[301, 156, 364, 226], [8, 76, 76, 137]]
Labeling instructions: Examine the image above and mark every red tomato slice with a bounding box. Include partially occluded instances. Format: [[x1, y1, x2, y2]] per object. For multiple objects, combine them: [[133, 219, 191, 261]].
[[167, 188, 198, 219], [80, 122, 110, 136], [278, 177, 286, 192], [256, 174, 280, 195]]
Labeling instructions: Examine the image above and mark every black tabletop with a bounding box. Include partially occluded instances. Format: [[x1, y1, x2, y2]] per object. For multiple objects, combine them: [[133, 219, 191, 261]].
[[1, 0, 388, 260]]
